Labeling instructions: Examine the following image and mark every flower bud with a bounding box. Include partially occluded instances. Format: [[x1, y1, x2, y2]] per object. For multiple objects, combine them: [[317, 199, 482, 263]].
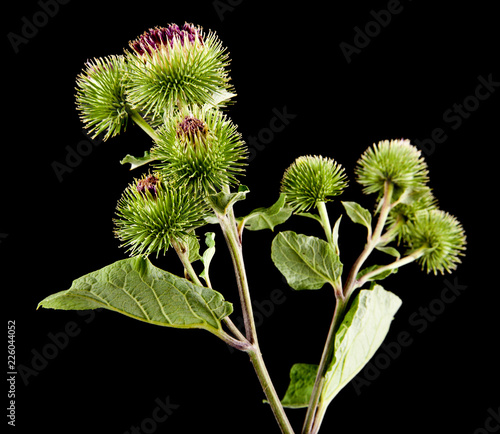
[[114, 173, 209, 257], [355, 139, 429, 197], [75, 55, 129, 140], [152, 107, 247, 194], [405, 209, 466, 275], [126, 23, 234, 122], [280, 155, 348, 212], [387, 186, 438, 243]]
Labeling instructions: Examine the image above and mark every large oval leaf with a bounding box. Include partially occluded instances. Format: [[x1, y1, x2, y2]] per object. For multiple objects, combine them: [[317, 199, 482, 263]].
[[37, 257, 233, 332], [279, 285, 401, 410], [280, 363, 319, 409], [271, 231, 342, 290], [322, 284, 402, 403]]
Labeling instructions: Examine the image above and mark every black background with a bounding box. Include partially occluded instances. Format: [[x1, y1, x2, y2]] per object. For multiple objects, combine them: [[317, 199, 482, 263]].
[[4, 1, 499, 433]]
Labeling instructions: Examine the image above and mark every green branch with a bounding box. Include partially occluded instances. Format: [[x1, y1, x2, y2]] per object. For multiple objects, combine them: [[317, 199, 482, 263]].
[[127, 107, 161, 142], [301, 294, 347, 434], [356, 248, 426, 288], [303, 181, 395, 434], [214, 193, 295, 434]]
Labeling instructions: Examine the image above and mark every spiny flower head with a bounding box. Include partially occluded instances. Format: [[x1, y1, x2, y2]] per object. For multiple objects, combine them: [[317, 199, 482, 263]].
[[404, 209, 466, 275], [280, 155, 348, 212], [126, 23, 234, 123], [387, 186, 439, 243], [355, 139, 429, 197], [75, 55, 129, 140], [114, 173, 210, 257], [152, 106, 247, 195]]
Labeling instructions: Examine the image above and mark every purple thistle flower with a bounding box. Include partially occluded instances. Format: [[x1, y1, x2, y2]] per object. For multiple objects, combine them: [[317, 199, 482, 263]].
[[177, 115, 207, 135], [137, 174, 160, 197], [129, 23, 203, 56], [176, 115, 208, 146]]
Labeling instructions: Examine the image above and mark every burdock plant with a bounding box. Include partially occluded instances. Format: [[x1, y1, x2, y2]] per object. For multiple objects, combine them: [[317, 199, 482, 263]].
[[38, 23, 467, 434]]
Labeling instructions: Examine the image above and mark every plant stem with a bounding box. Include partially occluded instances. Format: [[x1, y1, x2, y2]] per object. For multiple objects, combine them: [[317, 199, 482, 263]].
[[307, 250, 424, 433], [317, 202, 343, 293], [301, 293, 347, 434], [215, 328, 252, 351], [216, 201, 295, 433], [171, 238, 250, 350], [248, 349, 296, 434], [127, 107, 161, 142], [303, 181, 395, 434], [171, 239, 202, 285], [172, 214, 293, 433], [342, 181, 394, 300], [356, 248, 426, 288], [317, 202, 333, 245], [217, 211, 258, 344], [223, 315, 248, 343], [310, 403, 328, 434]]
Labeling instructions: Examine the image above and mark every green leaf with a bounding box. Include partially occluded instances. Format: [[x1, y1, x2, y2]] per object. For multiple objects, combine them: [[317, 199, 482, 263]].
[[357, 264, 398, 282], [396, 186, 432, 206], [322, 285, 402, 404], [271, 231, 342, 290], [208, 185, 249, 215], [120, 150, 157, 170], [296, 212, 323, 225], [342, 201, 372, 232], [204, 214, 220, 225], [238, 194, 293, 231], [279, 286, 401, 411], [203, 88, 237, 109], [37, 257, 232, 332], [185, 235, 202, 263], [281, 363, 319, 409], [331, 215, 342, 256], [375, 245, 401, 259], [200, 232, 216, 284]]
